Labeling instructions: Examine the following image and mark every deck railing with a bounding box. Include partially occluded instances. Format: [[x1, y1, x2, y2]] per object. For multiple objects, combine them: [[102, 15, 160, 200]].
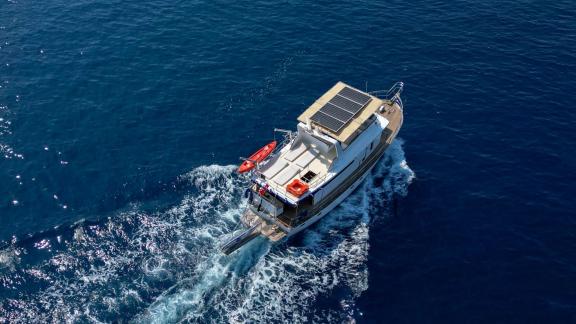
[[254, 129, 294, 173], [253, 165, 330, 206], [369, 81, 404, 109]]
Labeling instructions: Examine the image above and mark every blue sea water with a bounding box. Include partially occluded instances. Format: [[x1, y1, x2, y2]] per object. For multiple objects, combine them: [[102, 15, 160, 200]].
[[1, 0, 576, 322]]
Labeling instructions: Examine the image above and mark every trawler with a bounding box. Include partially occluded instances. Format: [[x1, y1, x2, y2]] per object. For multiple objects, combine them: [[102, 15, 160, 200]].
[[221, 82, 404, 254]]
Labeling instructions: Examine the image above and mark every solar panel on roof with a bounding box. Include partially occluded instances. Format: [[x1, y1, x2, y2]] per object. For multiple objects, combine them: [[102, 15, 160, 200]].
[[338, 87, 371, 106], [310, 111, 345, 133], [321, 103, 354, 122], [310, 86, 373, 133], [328, 95, 363, 114]]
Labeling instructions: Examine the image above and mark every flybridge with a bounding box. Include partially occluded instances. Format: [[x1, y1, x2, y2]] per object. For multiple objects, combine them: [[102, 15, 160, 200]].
[[309, 86, 373, 133], [297, 82, 387, 145]]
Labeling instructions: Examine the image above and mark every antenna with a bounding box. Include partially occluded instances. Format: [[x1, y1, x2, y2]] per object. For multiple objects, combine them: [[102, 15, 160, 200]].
[[365, 81, 368, 92]]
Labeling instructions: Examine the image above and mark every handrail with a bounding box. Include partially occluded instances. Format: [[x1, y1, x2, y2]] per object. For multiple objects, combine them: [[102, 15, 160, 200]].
[[255, 130, 294, 172], [369, 81, 403, 99], [257, 167, 329, 205], [369, 81, 404, 109], [307, 172, 329, 190], [252, 126, 333, 204]]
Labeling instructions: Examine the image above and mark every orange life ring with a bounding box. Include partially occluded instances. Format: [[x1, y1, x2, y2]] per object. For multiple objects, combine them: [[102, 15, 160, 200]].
[[286, 179, 309, 197]]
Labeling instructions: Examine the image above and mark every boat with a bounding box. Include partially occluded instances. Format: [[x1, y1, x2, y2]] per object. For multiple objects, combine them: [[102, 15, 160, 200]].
[[221, 81, 404, 255], [237, 141, 277, 173]]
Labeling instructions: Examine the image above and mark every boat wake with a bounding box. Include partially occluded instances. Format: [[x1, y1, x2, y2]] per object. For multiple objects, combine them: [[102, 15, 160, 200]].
[[0, 140, 414, 323]]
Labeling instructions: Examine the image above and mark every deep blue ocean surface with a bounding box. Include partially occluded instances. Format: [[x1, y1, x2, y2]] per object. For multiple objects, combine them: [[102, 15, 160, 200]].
[[1, 0, 576, 322]]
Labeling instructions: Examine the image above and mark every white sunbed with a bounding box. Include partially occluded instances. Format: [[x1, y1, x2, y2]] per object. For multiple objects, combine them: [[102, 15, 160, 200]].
[[295, 149, 318, 168], [283, 143, 307, 162], [262, 160, 288, 179], [274, 165, 300, 186]]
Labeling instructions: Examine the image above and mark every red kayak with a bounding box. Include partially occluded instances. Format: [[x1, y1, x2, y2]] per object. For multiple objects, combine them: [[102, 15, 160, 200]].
[[238, 140, 277, 173]]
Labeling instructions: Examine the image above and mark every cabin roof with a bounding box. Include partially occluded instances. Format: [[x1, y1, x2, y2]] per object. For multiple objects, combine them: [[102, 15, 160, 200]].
[[297, 82, 385, 145]]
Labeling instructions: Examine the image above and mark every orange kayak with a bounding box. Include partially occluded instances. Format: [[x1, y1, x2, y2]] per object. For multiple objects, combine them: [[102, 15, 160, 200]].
[[238, 140, 277, 173]]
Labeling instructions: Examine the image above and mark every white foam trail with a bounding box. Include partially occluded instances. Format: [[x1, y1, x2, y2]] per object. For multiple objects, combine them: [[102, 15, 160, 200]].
[[141, 139, 414, 323], [0, 140, 414, 323], [0, 247, 21, 272], [138, 238, 271, 323], [0, 164, 247, 322]]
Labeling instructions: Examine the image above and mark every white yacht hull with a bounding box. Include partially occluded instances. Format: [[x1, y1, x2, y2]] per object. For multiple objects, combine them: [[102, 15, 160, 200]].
[[220, 81, 404, 255], [285, 162, 374, 239]]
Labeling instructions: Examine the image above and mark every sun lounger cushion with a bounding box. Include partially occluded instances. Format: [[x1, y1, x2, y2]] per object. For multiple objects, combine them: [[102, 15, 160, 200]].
[[284, 144, 307, 162], [262, 160, 288, 179], [274, 165, 300, 186], [295, 150, 317, 168]]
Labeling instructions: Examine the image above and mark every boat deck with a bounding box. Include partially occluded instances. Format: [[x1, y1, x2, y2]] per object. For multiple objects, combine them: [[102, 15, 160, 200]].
[[376, 98, 403, 144], [259, 137, 336, 199], [242, 209, 287, 241]]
